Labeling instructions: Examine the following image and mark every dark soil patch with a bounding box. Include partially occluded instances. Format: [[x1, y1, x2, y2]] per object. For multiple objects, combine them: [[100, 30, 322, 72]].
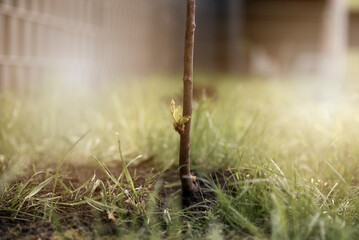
[[0, 218, 53, 240], [0, 162, 230, 239]]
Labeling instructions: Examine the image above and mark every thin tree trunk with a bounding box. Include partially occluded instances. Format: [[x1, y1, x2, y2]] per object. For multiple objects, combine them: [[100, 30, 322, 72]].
[[179, 0, 197, 194]]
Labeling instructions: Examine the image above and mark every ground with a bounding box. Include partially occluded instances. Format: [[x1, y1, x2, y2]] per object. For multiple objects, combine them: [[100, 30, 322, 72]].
[[0, 76, 359, 239]]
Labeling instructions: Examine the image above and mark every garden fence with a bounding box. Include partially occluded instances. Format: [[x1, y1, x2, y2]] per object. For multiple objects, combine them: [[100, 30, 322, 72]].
[[0, 0, 185, 92]]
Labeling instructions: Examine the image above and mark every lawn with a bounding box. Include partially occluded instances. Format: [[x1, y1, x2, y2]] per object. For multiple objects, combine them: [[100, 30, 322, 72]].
[[0, 76, 358, 239]]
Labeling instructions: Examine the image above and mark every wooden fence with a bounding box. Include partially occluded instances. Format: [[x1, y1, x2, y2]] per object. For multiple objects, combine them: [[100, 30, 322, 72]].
[[0, 0, 351, 93], [0, 0, 185, 92]]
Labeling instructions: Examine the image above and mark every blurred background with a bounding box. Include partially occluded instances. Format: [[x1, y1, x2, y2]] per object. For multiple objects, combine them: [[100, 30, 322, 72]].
[[2, 2, 359, 238], [0, 0, 358, 93]]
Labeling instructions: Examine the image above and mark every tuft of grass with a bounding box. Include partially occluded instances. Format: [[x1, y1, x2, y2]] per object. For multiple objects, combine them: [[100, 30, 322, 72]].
[[0, 76, 359, 239]]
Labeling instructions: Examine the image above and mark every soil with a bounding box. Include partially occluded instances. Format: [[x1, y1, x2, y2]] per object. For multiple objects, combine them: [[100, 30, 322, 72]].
[[0, 162, 229, 240]]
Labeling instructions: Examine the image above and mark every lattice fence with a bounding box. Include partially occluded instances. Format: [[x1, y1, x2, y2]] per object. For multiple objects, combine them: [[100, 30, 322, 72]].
[[0, 0, 185, 92]]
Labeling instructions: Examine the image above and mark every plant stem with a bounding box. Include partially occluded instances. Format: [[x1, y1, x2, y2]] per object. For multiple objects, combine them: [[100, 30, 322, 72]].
[[179, 0, 197, 194]]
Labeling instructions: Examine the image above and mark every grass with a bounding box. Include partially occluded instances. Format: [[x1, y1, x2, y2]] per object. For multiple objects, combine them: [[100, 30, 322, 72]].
[[0, 75, 359, 239]]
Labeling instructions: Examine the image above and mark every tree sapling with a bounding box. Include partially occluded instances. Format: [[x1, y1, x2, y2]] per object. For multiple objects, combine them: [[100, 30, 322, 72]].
[[171, 0, 198, 195]]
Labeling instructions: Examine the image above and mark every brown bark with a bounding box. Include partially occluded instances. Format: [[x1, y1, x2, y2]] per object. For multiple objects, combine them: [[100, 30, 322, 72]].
[[179, 0, 198, 194]]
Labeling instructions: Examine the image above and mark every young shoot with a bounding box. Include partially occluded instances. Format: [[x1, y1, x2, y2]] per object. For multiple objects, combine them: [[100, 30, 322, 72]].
[[171, 99, 191, 135]]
